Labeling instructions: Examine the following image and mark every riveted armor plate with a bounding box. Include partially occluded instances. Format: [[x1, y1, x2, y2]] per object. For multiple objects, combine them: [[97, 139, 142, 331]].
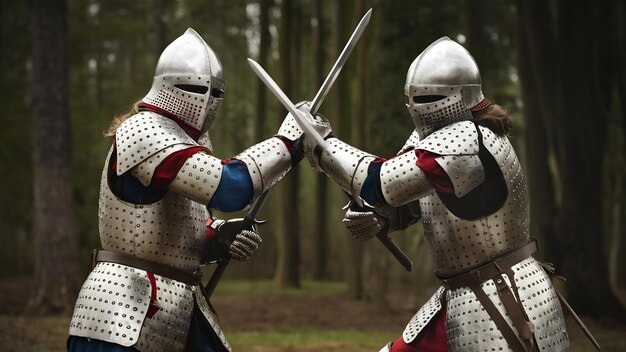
[[130, 144, 195, 186], [235, 137, 292, 197], [350, 155, 378, 198], [319, 138, 376, 194], [277, 112, 304, 141], [198, 132, 214, 154], [419, 126, 529, 277], [379, 150, 433, 207], [193, 286, 232, 350], [134, 274, 195, 351], [168, 152, 223, 205], [402, 286, 445, 343], [416, 121, 479, 156], [406, 87, 473, 139], [115, 112, 196, 175], [399, 129, 420, 154], [69, 262, 151, 347], [434, 154, 485, 197], [70, 148, 230, 351], [445, 257, 568, 352]]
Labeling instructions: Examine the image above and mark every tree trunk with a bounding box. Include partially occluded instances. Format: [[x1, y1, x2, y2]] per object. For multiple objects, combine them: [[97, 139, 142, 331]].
[[27, 0, 79, 314], [515, 0, 559, 260], [608, 0, 626, 307], [332, 0, 363, 299], [312, 0, 329, 281], [555, 0, 624, 318], [255, 0, 271, 141], [518, 0, 561, 168], [274, 0, 300, 288], [154, 0, 167, 61]]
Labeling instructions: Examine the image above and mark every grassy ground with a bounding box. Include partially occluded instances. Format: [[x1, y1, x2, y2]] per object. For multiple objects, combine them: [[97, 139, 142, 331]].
[[0, 279, 624, 352]]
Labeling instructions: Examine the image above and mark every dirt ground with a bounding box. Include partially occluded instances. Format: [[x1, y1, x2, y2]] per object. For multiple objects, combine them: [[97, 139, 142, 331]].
[[1, 277, 625, 352]]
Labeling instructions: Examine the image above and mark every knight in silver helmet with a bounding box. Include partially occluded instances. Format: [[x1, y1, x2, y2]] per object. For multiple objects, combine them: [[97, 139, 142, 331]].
[[68, 28, 308, 352], [302, 37, 572, 352]]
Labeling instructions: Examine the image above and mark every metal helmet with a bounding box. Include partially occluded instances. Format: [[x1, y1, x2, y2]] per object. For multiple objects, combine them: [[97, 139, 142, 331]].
[[405, 37, 484, 139], [143, 28, 224, 134]]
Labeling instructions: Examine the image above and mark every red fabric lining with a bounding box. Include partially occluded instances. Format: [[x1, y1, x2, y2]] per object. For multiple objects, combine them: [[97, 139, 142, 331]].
[[275, 135, 294, 150], [470, 98, 492, 112], [110, 140, 118, 173], [415, 150, 454, 194], [146, 272, 160, 318], [392, 311, 447, 352], [138, 102, 203, 140], [205, 218, 218, 239], [221, 157, 240, 165], [150, 146, 208, 189]]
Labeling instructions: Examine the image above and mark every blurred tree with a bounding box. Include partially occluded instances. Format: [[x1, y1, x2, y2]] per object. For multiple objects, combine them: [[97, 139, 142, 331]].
[[312, 0, 330, 281], [608, 0, 626, 307], [274, 0, 301, 288], [254, 0, 272, 142], [154, 0, 167, 58], [517, 0, 625, 318], [27, 0, 80, 314], [515, 0, 559, 272], [332, 0, 365, 299], [0, 0, 32, 278]]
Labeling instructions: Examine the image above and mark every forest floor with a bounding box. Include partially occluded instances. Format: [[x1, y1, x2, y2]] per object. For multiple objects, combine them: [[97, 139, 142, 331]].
[[0, 278, 625, 352]]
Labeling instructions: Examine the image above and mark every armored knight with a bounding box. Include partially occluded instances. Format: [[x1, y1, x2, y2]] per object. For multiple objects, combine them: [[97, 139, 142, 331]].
[[302, 37, 571, 352], [68, 28, 305, 352]]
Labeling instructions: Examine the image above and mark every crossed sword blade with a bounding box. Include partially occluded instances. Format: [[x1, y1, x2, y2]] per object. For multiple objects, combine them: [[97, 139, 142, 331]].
[[249, 12, 413, 272], [204, 9, 379, 298]]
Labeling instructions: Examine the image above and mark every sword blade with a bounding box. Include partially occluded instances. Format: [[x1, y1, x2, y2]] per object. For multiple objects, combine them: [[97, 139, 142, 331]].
[[247, 58, 327, 148], [309, 8, 372, 115]]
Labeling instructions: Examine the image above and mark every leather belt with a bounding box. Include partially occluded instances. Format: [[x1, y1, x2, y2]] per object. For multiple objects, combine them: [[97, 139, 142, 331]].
[[437, 240, 539, 352], [438, 239, 538, 289], [92, 249, 202, 286]]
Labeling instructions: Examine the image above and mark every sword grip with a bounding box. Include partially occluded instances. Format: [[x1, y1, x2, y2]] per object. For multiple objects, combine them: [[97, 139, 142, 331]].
[[376, 231, 413, 272]]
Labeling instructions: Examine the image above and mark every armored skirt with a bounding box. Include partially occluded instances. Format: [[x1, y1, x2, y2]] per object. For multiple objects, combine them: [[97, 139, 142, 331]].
[[402, 256, 568, 351], [69, 146, 230, 352]]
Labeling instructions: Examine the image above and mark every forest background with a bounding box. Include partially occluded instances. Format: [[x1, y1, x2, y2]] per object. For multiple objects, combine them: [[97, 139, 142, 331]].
[[1, 0, 626, 351]]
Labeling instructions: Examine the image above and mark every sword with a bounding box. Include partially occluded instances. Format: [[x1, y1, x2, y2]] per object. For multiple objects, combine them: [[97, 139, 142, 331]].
[[309, 8, 372, 114], [204, 192, 269, 298], [248, 11, 413, 272], [206, 9, 376, 298]]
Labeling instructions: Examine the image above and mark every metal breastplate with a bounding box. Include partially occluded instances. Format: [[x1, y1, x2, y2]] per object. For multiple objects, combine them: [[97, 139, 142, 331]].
[[99, 148, 206, 271], [70, 148, 231, 351], [419, 127, 530, 277]]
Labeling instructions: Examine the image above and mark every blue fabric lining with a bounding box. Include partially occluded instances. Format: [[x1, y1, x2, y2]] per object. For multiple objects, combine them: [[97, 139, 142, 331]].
[[208, 160, 254, 212], [67, 336, 138, 352], [360, 161, 384, 206]]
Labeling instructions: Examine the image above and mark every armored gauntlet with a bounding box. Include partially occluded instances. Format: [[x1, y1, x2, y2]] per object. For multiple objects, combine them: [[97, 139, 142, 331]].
[[343, 200, 421, 242], [203, 218, 262, 263]]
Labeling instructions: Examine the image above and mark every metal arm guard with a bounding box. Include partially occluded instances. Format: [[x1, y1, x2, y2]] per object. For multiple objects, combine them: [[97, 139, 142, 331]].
[[317, 138, 377, 201], [317, 137, 434, 207], [148, 136, 293, 205], [233, 137, 293, 199], [121, 112, 297, 206]]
